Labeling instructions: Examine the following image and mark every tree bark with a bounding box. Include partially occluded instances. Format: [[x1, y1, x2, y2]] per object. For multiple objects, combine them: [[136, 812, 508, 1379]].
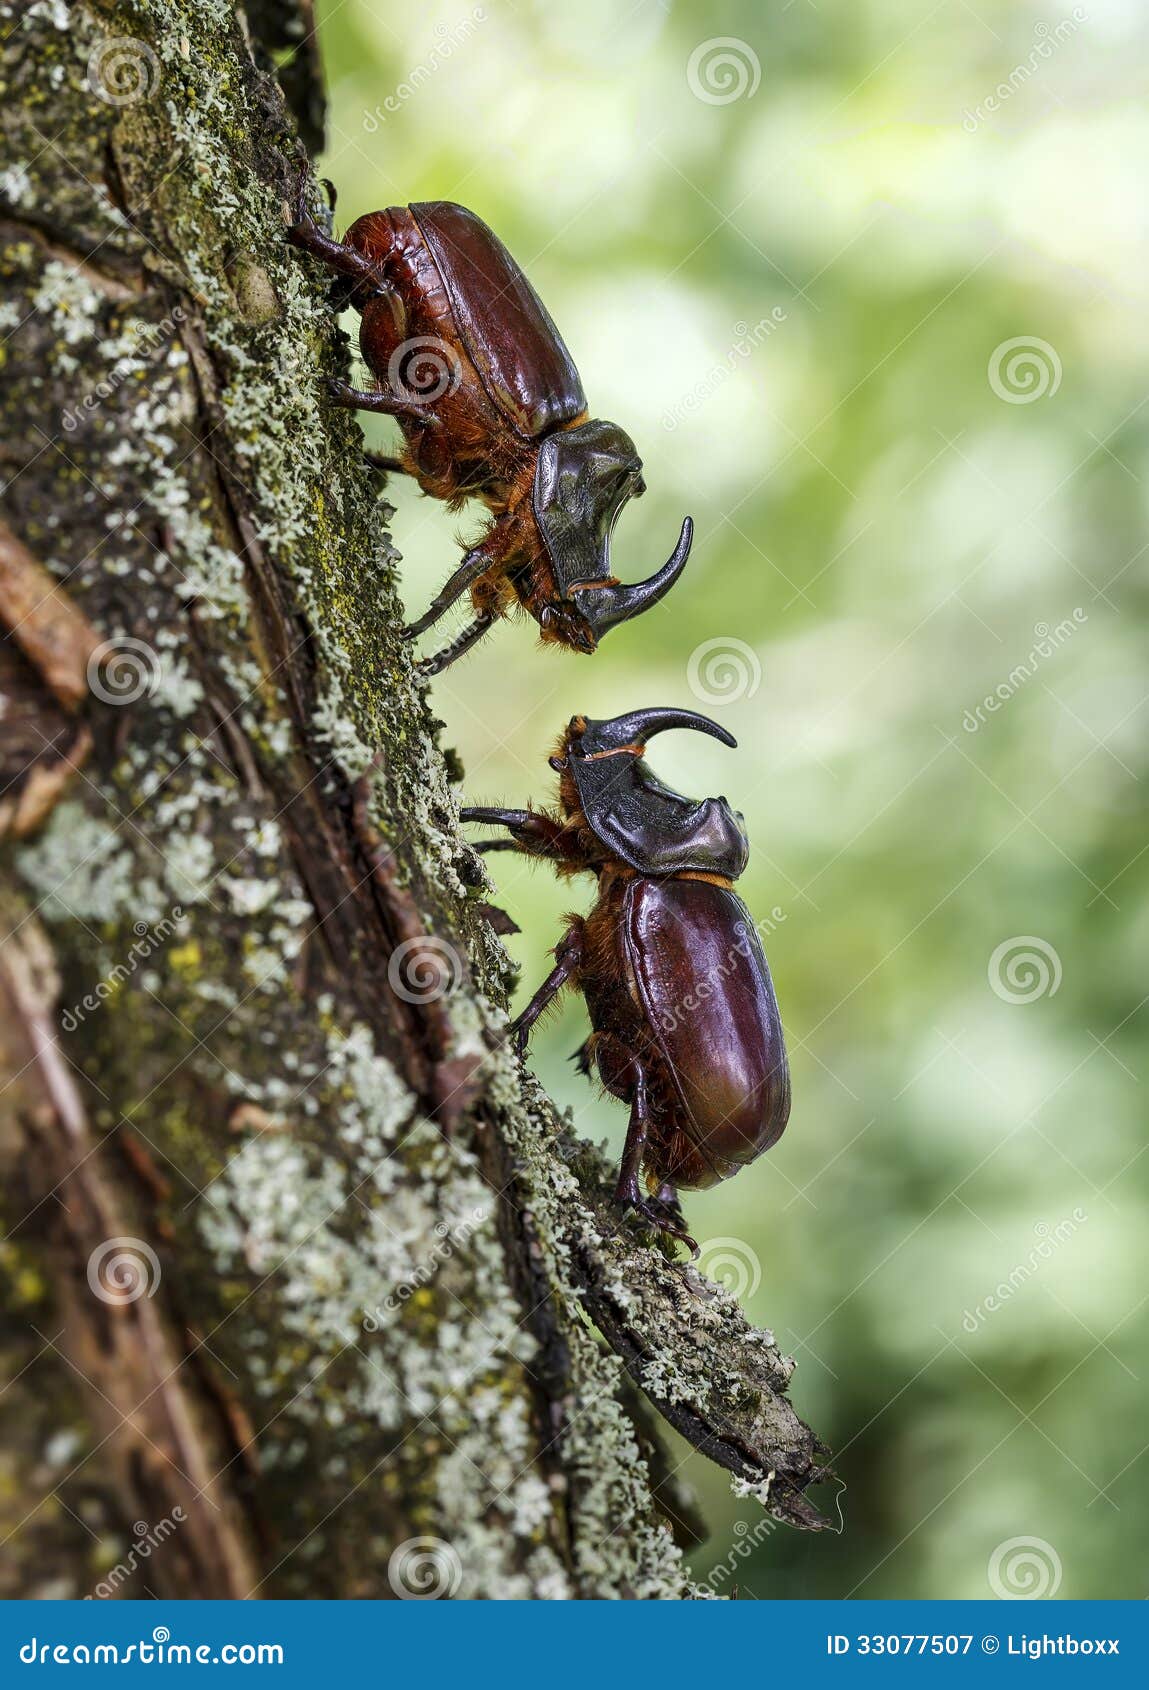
[[0, 0, 829, 1600]]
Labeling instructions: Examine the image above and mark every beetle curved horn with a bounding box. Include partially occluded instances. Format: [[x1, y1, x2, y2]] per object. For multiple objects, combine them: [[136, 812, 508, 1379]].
[[575, 706, 737, 756], [576, 516, 694, 637]]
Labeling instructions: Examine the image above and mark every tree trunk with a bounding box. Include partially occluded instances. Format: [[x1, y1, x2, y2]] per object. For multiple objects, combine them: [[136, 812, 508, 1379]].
[[0, 0, 828, 1600]]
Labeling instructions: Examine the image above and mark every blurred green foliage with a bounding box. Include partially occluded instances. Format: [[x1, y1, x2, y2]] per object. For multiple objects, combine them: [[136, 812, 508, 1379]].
[[316, 0, 1148, 1599]]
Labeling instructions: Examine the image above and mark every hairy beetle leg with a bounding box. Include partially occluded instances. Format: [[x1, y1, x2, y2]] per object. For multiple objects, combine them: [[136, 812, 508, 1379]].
[[325, 377, 439, 423], [646, 1186, 699, 1258], [404, 545, 496, 640], [458, 807, 583, 864], [620, 1199, 699, 1259], [503, 923, 584, 1058], [614, 1064, 651, 1208], [287, 160, 389, 296], [614, 1069, 699, 1255], [651, 1181, 687, 1228], [416, 611, 496, 676], [363, 448, 410, 476]]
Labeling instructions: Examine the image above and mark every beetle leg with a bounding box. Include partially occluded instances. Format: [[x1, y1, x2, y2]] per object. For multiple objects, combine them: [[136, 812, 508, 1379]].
[[327, 277, 363, 314], [649, 1181, 695, 1252], [457, 806, 532, 828], [404, 546, 495, 640], [417, 611, 496, 676], [614, 1065, 651, 1210], [458, 807, 535, 855], [614, 1072, 699, 1256], [288, 163, 388, 295], [506, 923, 584, 1058], [363, 448, 411, 476], [458, 806, 583, 863], [325, 377, 439, 423], [652, 1180, 685, 1223]]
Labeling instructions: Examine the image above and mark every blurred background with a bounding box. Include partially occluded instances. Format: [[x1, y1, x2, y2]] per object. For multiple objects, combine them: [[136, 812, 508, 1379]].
[[315, 0, 1148, 1599]]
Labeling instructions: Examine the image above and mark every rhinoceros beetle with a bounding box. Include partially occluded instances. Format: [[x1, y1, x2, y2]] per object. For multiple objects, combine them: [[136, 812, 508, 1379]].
[[461, 707, 791, 1252], [288, 175, 693, 673]]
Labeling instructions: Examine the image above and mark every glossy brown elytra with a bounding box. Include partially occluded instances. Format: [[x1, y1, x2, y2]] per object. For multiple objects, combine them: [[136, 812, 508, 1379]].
[[461, 708, 791, 1253], [288, 175, 693, 673]]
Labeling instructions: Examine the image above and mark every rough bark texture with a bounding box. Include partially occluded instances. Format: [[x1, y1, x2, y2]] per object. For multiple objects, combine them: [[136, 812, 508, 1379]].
[[0, 0, 829, 1600]]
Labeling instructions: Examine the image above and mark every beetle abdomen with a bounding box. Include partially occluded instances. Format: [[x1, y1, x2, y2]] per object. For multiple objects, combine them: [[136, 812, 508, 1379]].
[[411, 202, 587, 441], [623, 877, 790, 1189]]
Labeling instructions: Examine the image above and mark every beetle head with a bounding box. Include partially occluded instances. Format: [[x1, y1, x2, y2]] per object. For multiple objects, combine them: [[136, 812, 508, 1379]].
[[553, 707, 749, 878], [532, 420, 692, 646]]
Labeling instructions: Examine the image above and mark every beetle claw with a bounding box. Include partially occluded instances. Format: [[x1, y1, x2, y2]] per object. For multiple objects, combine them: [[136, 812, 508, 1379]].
[[503, 1020, 528, 1060], [618, 1196, 698, 1258]]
